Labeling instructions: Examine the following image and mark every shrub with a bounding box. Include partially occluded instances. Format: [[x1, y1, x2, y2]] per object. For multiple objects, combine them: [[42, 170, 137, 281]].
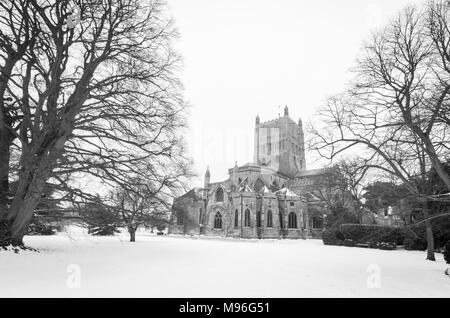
[[156, 223, 167, 232], [27, 216, 59, 236], [444, 241, 450, 264], [404, 238, 427, 250], [431, 223, 450, 250], [368, 240, 378, 249], [339, 224, 400, 244], [80, 203, 121, 236], [323, 224, 401, 250], [90, 225, 120, 236], [322, 229, 345, 246], [343, 239, 356, 247], [400, 220, 450, 250], [403, 229, 427, 251], [375, 242, 397, 250]]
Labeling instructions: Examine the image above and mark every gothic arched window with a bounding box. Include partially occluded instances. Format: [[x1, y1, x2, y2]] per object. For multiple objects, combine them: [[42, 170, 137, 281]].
[[244, 209, 251, 227], [267, 210, 273, 228], [214, 212, 222, 229], [254, 179, 265, 192], [234, 210, 239, 228], [215, 187, 224, 202], [288, 212, 297, 229]]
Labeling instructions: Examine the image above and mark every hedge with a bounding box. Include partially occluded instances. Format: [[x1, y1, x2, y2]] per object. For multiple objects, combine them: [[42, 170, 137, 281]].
[[322, 229, 345, 246], [444, 241, 450, 265], [401, 225, 450, 251], [339, 224, 402, 245], [323, 224, 450, 253], [90, 225, 120, 236], [402, 229, 427, 251], [27, 216, 61, 236]]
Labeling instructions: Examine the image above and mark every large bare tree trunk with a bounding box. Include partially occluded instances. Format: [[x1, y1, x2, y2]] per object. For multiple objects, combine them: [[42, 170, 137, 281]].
[[0, 62, 19, 217], [0, 126, 14, 214], [422, 199, 436, 261], [9, 197, 40, 245], [1, 140, 62, 246], [1, 176, 42, 246]]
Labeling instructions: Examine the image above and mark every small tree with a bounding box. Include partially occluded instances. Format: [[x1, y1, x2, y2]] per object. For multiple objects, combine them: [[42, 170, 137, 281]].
[[308, 161, 363, 228], [77, 199, 121, 236], [111, 174, 177, 242]]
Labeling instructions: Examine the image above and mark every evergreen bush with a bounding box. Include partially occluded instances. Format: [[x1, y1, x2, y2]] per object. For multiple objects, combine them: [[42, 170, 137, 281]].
[[27, 216, 59, 236], [444, 240, 450, 264], [403, 231, 427, 251], [339, 224, 400, 244], [322, 229, 345, 246], [90, 225, 120, 236]]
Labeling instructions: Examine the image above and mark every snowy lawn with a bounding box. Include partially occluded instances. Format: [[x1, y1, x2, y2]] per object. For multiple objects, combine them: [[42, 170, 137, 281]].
[[0, 230, 449, 297]]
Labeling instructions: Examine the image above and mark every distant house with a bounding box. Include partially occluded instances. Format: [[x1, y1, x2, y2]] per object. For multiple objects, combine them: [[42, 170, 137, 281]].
[[361, 194, 450, 227]]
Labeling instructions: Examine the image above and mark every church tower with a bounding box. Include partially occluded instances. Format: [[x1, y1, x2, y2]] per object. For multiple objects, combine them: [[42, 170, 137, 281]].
[[253, 106, 306, 178]]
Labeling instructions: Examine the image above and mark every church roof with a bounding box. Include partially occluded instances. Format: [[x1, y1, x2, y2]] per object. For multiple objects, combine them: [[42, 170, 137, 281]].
[[261, 185, 271, 194], [179, 187, 204, 200], [241, 162, 261, 169], [238, 176, 248, 186], [256, 112, 297, 128], [276, 187, 299, 197], [305, 191, 322, 202], [296, 169, 325, 177], [239, 185, 253, 193]]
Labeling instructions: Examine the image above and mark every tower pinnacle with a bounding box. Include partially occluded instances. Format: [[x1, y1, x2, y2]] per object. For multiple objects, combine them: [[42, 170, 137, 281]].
[[204, 166, 210, 189]]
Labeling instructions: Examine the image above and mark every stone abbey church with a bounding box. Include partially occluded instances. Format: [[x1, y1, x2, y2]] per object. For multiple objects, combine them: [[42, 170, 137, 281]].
[[169, 106, 327, 239]]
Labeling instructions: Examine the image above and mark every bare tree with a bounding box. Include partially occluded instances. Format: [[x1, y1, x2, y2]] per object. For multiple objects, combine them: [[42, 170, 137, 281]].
[[0, 0, 191, 246], [309, 160, 365, 228], [309, 2, 450, 260], [111, 171, 181, 242], [336, 158, 371, 223]]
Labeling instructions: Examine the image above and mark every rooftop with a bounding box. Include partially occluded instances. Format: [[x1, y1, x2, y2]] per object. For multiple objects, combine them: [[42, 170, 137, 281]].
[[296, 169, 325, 177]]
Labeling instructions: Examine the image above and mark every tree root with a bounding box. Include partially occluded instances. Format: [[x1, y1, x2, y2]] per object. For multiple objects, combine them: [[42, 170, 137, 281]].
[[0, 244, 38, 254]]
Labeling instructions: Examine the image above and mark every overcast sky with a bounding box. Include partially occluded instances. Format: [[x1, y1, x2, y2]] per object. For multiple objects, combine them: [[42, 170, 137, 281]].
[[167, 0, 426, 186]]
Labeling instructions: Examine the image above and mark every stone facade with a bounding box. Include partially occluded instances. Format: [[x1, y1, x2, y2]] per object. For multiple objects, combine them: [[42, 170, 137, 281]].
[[170, 107, 327, 239], [254, 106, 306, 178]]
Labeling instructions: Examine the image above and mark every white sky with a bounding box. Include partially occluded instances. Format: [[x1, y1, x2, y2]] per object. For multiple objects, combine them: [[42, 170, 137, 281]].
[[167, 0, 426, 186]]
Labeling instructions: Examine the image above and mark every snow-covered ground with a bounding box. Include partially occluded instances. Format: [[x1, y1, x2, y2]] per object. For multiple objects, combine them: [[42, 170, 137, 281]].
[[0, 228, 449, 298]]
